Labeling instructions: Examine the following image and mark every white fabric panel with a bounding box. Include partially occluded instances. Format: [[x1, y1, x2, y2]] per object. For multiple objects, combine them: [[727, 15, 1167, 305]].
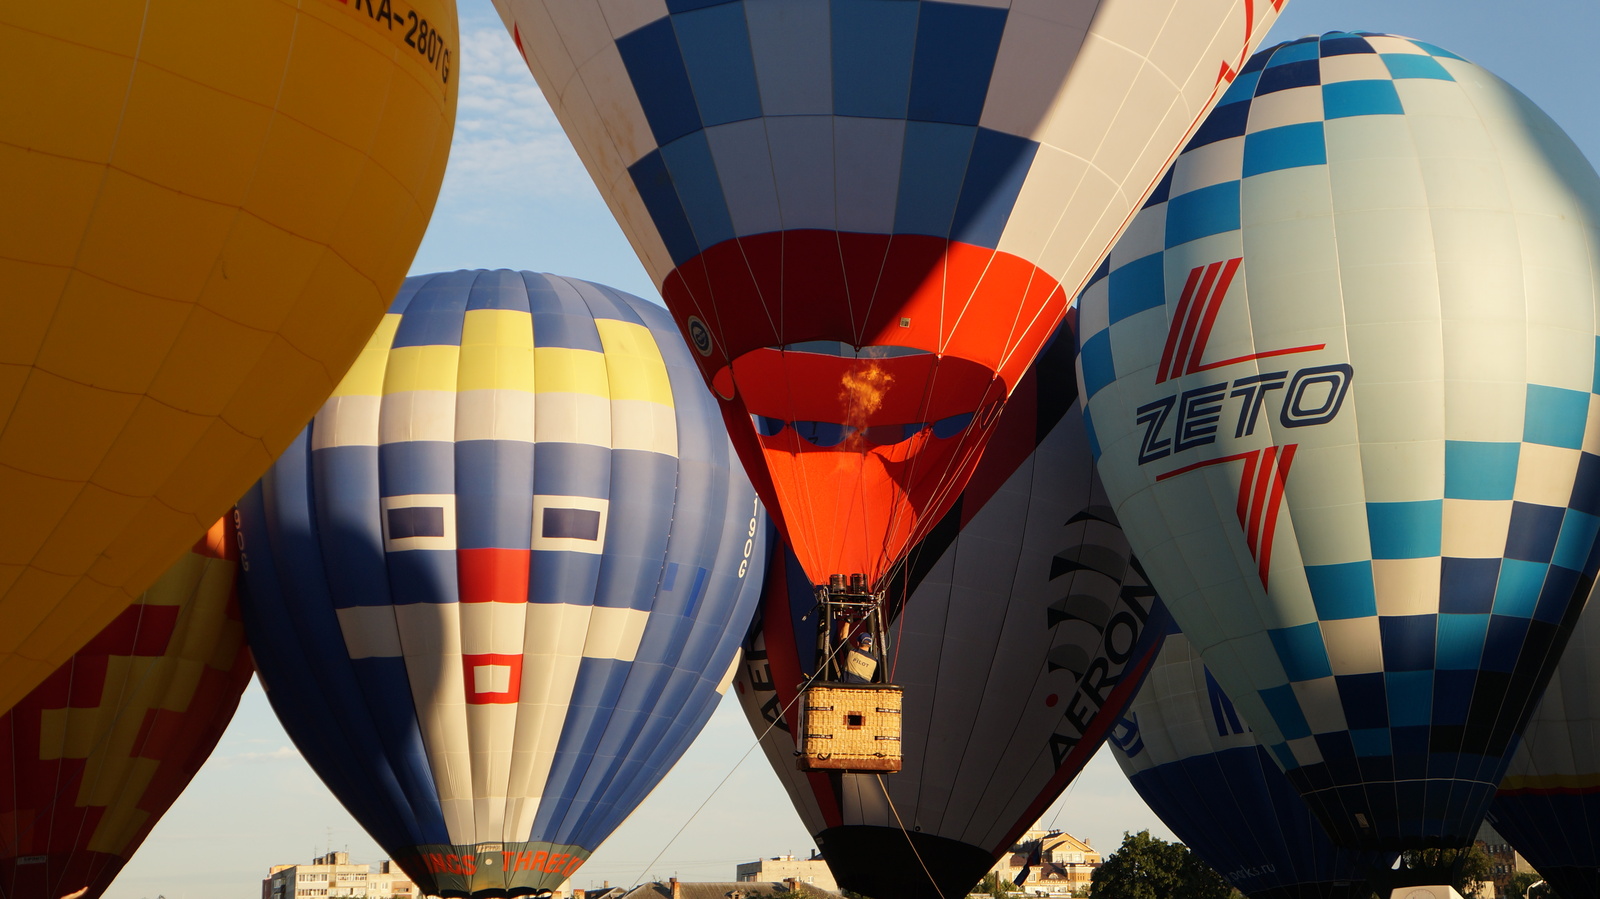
[[395, 602, 474, 843], [532, 390, 612, 448], [765, 115, 836, 232], [504, 602, 596, 840], [832, 117, 905, 235], [312, 395, 382, 450], [454, 389, 537, 444], [467, 700, 520, 840], [705, 119, 784, 237], [609, 398, 678, 456], [459, 601, 529, 655], [745, 0, 831, 116], [380, 391, 458, 445], [337, 605, 404, 659], [581, 605, 650, 662]]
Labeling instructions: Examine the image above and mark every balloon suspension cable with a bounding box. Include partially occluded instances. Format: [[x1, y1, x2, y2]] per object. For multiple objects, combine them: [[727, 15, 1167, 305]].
[[626, 632, 862, 890], [875, 774, 942, 896]]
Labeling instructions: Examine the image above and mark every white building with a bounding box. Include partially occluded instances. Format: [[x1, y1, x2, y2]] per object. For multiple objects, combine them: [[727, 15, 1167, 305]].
[[735, 854, 838, 892], [262, 852, 418, 899]]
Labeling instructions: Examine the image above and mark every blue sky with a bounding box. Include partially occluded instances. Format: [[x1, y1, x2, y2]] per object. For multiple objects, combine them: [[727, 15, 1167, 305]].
[[103, 2, 1600, 896]]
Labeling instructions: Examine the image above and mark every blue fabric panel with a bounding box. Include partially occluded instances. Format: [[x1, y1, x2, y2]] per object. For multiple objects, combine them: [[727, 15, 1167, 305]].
[[1255, 59, 1320, 95], [392, 271, 471, 347], [894, 121, 976, 236], [1350, 727, 1391, 756], [1144, 166, 1174, 209], [1493, 560, 1546, 618], [1506, 502, 1565, 564], [1165, 181, 1241, 248], [1534, 565, 1579, 624], [659, 132, 735, 250], [616, 17, 702, 146], [524, 273, 606, 352], [907, 1, 1007, 126], [628, 150, 701, 266], [1443, 440, 1518, 500], [1366, 500, 1442, 559], [1260, 683, 1312, 741], [1319, 36, 1375, 56], [531, 656, 635, 840], [1552, 509, 1600, 571], [1243, 122, 1327, 177], [388, 275, 425, 314], [744, 0, 830, 115], [1186, 100, 1250, 151], [1083, 409, 1101, 459], [597, 450, 682, 611], [951, 128, 1038, 248], [1322, 79, 1404, 119], [1380, 615, 1437, 671], [1524, 384, 1590, 448], [1382, 53, 1454, 81], [666, 0, 732, 11], [1481, 614, 1529, 672], [1415, 41, 1466, 60], [464, 268, 534, 312], [1266, 39, 1320, 66], [672, 4, 762, 127], [1439, 557, 1499, 614], [378, 441, 455, 497], [571, 277, 646, 328], [1085, 255, 1112, 291], [1336, 673, 1389, 729], [312, 446, 390, 608], [454, 441, 535, 550], [532, 442, 612, 500], [830, 0, 917, 118], [1270, 623, 1332, 681], [1108, 253, 1166, 324], [385, 550, 457, 605], [1432, 669, 1477, 724], [1218, 71, 1262, 107], [1435, 614, 1489, 669], [1385, 670, 1433, 726], [1305, 561, 1377, 619], [1079, 330, 1116, 399]]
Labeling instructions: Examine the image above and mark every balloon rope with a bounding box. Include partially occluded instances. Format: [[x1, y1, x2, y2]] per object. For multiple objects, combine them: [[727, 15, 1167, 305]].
[[626, 635, 858, 889], [874, 774, 941, 895]]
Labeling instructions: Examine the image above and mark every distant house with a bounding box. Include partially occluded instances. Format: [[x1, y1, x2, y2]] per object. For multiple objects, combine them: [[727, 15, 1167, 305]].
[[605, 878, 842, 899], [989, 830, 1103, 896], [736, 853, 838, 892]]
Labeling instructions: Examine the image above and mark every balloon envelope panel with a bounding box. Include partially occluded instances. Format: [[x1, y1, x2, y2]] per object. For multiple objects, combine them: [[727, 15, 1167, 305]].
[[1491, 588, 1600, 899], [0, 520, 253, 899], [733, 323, 1166, 899], [493, 0, 1285, 587], [237, 271, 769, 897], [1114, 628, 1395, 899], [0, 0, 457, 713], [1077, 33, 1600, 848]]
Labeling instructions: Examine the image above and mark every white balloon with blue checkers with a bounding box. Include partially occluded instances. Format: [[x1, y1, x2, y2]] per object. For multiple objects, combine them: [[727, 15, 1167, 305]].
[[1076, 32, 1600, 850]]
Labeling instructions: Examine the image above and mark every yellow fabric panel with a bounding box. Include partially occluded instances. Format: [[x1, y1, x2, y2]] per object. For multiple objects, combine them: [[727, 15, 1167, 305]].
[[0, 0, 456, 715], [385, 346, 463, 395], [595, 319, 675, 407], [332, 314, 404, 398], [535, 348, 612, 399], [459, 310, 536, 392]]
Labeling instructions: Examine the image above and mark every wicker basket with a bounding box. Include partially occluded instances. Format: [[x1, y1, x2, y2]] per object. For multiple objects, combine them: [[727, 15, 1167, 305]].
[[798, 683, 903, 773]]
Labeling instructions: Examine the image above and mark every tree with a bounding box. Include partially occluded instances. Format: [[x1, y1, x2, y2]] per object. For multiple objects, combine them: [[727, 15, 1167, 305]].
[[974, 872, 1018, 896], [1397, 845, 1495, 896], [1502, 872, 1545, 899], [1087, 830, 1235, 899]]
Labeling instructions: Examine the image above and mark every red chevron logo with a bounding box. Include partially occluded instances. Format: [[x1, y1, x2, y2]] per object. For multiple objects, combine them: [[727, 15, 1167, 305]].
[[1157, 444, 1298, 588], [1155, 259, 1323, 384]]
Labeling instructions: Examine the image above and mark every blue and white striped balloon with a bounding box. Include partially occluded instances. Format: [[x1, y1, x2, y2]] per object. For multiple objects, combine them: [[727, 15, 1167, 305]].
[[1077, 34, 1600, 849], [235, 270, 768, 896]]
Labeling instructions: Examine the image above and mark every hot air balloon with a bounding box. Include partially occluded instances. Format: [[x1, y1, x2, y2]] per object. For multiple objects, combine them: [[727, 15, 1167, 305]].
[[0, 518, 253, 899], [733, 322, 1167, 899], [490, 0, 1286, 596], [1077, 32, 1600, 853], [235, 270, 769, 898], [1490, 581, 1600, 898], [0, 1, 457, 713], [1112, 626, 1396, 899]]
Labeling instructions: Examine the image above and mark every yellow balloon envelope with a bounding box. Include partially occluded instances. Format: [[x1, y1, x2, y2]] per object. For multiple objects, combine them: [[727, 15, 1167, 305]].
[[0, 0, 457, 712]]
